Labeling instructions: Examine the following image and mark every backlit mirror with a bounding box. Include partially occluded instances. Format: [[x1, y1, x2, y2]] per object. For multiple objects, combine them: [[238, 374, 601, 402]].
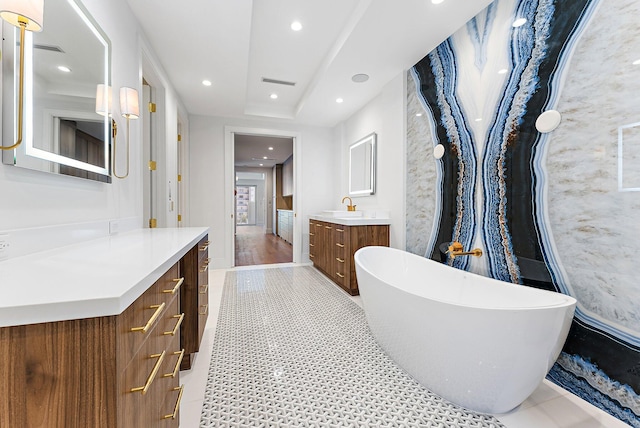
[[349, 132, 376, 196], [1, 0, 111, 182]]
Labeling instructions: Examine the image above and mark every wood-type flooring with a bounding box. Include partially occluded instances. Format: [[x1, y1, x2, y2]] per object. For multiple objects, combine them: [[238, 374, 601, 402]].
[[235, 225, 293, 266]]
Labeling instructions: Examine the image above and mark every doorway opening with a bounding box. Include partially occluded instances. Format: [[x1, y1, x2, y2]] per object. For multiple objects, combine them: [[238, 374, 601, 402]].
[[236, 185, 256, 226], [233, 133, 294, 267]]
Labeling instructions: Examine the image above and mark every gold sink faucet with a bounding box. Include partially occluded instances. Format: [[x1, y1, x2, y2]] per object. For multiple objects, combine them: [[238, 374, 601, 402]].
[[341, 196, 356, 211], [447, 241, 483, 259]]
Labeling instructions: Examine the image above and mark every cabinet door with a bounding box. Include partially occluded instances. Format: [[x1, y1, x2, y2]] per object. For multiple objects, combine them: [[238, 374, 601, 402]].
[[334, 225, 348, 288], [314, 221, 326, 272], [322, 222, 335, 279], [309, 221, 316, 261]]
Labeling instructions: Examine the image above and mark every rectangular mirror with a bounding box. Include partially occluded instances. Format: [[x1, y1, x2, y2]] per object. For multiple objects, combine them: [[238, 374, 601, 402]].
[[349, 132, 376, 196], [1, 0, 112, 182]]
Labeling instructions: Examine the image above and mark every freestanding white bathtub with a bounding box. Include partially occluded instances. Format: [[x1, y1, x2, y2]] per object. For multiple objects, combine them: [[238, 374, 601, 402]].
[[354, 246, 576, 414]]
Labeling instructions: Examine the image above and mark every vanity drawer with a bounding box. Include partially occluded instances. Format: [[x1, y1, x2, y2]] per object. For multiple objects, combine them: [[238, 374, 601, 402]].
[[198, 237, 210, 261], [156, 339, 183, 426], [157, 289, 183, 352], [158, 380, 183, 427], [180, 234, 210, 370], [119, 263, 182, 362], [121, 332, 170, 426]]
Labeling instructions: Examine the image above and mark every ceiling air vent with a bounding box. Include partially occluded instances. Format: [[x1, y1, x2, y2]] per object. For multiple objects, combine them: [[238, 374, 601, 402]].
[[262, 77, 296, 87]]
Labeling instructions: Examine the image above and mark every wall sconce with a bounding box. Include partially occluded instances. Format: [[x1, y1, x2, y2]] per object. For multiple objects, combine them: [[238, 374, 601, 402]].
[[112, 87, 139, 179], [0, 0, 44, 151], [95, 84, 112, 117]]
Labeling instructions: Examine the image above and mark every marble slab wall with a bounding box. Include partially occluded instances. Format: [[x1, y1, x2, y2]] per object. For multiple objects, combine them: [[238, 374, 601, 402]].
[[406, 0, 640, 425]]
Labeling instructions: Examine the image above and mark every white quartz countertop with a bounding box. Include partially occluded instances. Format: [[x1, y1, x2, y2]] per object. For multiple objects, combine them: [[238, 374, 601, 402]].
[[308, 214, 391, 226], [0, 227, 208, 328]]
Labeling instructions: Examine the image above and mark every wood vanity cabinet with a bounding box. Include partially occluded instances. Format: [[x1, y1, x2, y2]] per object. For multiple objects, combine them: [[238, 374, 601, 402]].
[[179, 234, 210, 370], [309, 219, 389, 295], [0, 262, 185, 428]]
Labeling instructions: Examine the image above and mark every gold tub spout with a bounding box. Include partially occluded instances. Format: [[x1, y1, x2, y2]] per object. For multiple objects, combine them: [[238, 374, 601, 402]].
[[446, 241, 483, 260], [341, 196, 356, 211]]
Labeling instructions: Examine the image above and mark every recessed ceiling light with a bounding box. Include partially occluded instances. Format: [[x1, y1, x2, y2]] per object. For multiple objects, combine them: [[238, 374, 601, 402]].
[[202, 80, 212, 86], [268, 147, 274, 150], [270, 93, 278, 99], [57, 65, 71, 72], [352, 73, 369, 83], [291, 21, 302, 31], [431, 0, 445, 4], [498, 68, 508, 74], [263, 156, 268, 159], [336, 98, 344, 104], [512, 18, 527, 27], [416, 113, 423, 117], [475, 118, 483, 122], [259, 163, 264, 166]]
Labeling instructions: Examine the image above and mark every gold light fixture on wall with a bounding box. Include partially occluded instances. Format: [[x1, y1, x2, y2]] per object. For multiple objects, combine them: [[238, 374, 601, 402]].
[[112, 87, 139, 179], [0, 0, 44, 151]]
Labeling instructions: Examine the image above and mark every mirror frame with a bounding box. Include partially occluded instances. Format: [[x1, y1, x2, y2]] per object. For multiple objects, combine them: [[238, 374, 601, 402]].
[[1, 0, 112, 181], [348, 132, 376, 197]]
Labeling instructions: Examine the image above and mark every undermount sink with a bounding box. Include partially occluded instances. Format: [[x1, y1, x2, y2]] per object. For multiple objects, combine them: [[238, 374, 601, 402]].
[[321, 210, 363, 218]]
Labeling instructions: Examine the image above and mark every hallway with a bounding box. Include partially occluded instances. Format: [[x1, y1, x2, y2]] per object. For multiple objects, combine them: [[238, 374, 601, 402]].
[[235, 225, 293, 266]]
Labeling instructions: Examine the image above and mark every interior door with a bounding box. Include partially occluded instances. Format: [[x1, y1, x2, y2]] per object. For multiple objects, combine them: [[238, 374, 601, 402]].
[[142, 80, 159, 228]]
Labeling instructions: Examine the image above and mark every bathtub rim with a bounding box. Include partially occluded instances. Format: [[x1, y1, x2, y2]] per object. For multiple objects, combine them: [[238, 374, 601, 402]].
[[354, 246, 577, 311]]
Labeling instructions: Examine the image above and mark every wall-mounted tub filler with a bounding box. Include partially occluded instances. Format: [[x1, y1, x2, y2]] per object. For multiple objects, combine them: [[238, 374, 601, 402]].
[[354, 246, 576, 414], [446, 241, 483, 259]]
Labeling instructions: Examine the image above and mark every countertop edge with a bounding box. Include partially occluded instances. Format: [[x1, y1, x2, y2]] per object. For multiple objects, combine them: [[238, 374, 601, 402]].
[[0, 227, 209, 328], [308, 215, 391, 226]]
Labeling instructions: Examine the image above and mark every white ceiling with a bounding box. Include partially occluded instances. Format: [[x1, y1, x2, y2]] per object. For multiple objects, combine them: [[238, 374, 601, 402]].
[[125, 0, 493, 128], [234, 134, 293, 168]]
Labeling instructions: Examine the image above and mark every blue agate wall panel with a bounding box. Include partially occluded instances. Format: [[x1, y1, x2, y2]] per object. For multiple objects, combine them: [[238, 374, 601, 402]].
[[406, 0, 640, 424]]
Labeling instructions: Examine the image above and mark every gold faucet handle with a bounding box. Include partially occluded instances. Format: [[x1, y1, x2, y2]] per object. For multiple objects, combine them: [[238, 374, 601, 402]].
[[446, 241, 463, 260], [447, 242, 463, 253]]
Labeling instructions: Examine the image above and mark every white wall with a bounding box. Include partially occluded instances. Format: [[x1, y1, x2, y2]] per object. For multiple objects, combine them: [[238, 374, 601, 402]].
[[188, 115, 335, 268], [0, 0, 188, 252], [333, 72, 406, 250]]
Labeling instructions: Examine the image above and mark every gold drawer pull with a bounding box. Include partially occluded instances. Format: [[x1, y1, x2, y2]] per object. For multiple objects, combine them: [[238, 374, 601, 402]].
[[325, 226, 332, 229], [163, 349, 185, 378], [309, 232, 315, 236], [199, 241, 211, 251], [199, 258, 211, 273], [336, 258, 345, 263], [200, 304, 208, 315], [200, 284, 209, 294], [130, 351, 166, 394], [131, 302, 166, 333], [164, 313, 184, 336], [163, 277, 184, 294], [336, 243, 344, 248], [309, 243, 315, 247], [336, 228, 344, 232], [309, 254, 315, 258], [163, 385, 185, 420], [336, 272, 345, 278]]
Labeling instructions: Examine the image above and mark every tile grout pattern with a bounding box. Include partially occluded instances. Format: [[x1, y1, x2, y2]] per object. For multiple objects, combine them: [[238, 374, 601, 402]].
[[200, 266, 505, 427]]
